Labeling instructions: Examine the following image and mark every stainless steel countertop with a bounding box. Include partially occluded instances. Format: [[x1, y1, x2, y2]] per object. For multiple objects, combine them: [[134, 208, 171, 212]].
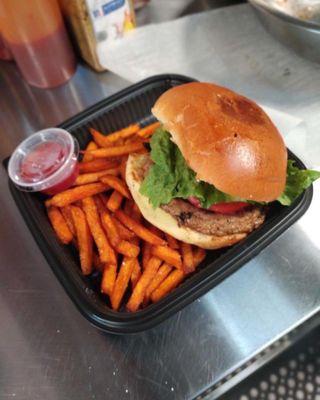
[[1, 2, 320, 400]]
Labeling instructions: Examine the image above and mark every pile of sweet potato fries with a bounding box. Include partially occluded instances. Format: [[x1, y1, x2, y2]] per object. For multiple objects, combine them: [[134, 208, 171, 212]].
[[45, 122, 206, 312]]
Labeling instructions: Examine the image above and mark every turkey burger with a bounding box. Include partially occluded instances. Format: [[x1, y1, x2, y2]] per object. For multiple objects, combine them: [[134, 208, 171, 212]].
[[126, 82, 320, 249]]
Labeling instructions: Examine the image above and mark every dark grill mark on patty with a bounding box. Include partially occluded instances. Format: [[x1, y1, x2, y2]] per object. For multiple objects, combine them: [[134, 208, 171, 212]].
[[178, 211, 193, 224]]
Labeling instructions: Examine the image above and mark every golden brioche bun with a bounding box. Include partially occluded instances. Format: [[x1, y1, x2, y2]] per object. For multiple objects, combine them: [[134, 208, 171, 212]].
[[126, 154, 246, 250], [152, 82, 287, 202]]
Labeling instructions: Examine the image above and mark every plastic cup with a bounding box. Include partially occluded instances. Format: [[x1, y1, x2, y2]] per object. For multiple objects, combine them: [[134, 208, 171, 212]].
[[8, 128, 79, 195]]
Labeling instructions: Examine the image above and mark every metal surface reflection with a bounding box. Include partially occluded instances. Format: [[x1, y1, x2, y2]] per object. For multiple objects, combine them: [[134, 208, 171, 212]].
[[0, 61, 129, 154]]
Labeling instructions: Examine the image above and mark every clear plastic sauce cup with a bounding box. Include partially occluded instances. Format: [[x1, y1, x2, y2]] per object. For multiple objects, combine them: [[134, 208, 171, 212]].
[[8, 128, 79, 195]]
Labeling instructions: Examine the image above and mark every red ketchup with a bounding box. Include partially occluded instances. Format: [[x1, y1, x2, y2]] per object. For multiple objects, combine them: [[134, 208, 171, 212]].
[[20, 142, 79, 195], [8, 128, 79, 195]]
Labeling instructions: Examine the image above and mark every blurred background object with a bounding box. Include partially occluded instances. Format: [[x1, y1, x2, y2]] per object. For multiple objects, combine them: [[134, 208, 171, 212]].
[[249, 0, 320, 63], [0, 31, 12, 60], [134, 0, 244, 24], [252, 0, 320, 23], [132, 0, 150, 11], [0, 0, 76, 88], [59, 0, 135, 72]]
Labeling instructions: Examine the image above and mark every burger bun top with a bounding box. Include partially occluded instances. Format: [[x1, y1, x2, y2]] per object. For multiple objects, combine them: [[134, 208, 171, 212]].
[[152, 82, 287, 202]]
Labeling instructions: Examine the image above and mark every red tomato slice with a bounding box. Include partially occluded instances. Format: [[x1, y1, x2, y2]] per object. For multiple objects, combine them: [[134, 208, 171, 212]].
[[188, 196, 248, 214], [209, 202, 249, 214]]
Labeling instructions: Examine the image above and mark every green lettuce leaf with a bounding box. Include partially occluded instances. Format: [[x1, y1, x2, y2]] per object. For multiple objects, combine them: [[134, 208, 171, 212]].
[[277, 160, 320, 205], [140, 128, 320, 208], [140, 128, 241, 208]]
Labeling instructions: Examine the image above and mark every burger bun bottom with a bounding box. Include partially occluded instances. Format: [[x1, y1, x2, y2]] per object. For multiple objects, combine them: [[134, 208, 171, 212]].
[[126, 154, 247, 250]]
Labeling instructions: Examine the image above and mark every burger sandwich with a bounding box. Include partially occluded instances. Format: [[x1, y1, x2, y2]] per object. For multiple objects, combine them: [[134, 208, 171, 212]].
[[126, 83, 320, 249]]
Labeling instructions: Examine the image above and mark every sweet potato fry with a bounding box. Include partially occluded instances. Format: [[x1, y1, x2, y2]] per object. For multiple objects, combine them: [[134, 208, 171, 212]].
[[151, 269, 185, 303], [85, 140, 98, 150], [151, 245, 182, 269], [107, 124, 140, 142], [144, 263, 172, 304], [100, 175, 131, 199], [126, 257, 162, 312], [113, 218, 135, 240], [116, 240, 140, 258], [142, 242, 152, 269], [47, 206, 73, 244], [101, 263, 117, 296], [86, 142, 145, 159], [119, 157, 127, 181], [124, 199, 141, 222], [131, 259, 142, 288], [123, 135, 139, 144], [131, 202, 142, 222], [44, 120, 209, 311], [114, 138, 125, 146], [100, 211, 121, 248], [165, 233, 179, 250], [82, 141, 98, 162], [181, 242, 194, 274], [90, 125, 140, 147], [82, 197, 116, 264], [79, 159, 119, 173], [45, 183, 109, 208], [102, 167, 120, 176], [111, 257, 136, 310], [193, 247, 206, 268], [124, 198, 133, 214], [94, 195, 106, 214], [114, 210, 166, 246], [90, 128, 110, 148], [60, 206, 76, 236], [70, 205, 93, 275], [107, 190, 123, 212], [75, 169, 118, 186], [137, 121, 161, 138], [148, 224, 163, 237]]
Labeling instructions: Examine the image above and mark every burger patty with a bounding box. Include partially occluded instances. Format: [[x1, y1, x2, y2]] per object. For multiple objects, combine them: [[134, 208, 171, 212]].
[[139, 154, 266, 237], [161, 199, 265, 237]]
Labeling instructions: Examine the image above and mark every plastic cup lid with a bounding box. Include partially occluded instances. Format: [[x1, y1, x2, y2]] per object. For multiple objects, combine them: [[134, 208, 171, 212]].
[[8, 128, 79, 192]]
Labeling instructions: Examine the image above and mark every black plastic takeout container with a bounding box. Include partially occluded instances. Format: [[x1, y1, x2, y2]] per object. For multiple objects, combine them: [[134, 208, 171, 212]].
[[8, 74, 313, 334]]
